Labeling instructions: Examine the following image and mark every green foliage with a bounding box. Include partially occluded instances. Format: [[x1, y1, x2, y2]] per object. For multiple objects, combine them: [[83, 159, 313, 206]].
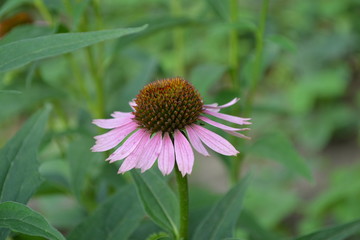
[[295, 219, 360, 240], [67, 186, 144, 240], [0, 25, 147, 72], [193, 176, 249, 240], [132, 170, 179, 238], [0, 201, 65, 240], [0, 0, 359, 239]]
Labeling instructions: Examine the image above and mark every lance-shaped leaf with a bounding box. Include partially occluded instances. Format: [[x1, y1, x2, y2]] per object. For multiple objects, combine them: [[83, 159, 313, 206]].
[[0, 201, 65, 240], [295, 219, 360, 240], [132, 170, 179, 238], [193, 176, 250, 240], [67, 186, 144, 240], [0, 25, 147, 72], [0, 106, 50, 239]]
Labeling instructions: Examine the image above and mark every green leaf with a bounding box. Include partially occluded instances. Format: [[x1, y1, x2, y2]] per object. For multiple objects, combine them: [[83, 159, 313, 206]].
[[0, 201, 65, 240], [0, 106, 50, 203], [0, 25, 147, 72], [205, 0, 229, 20], [131, 170, 179, 237], [295, 219, 360, 240], [193, 176, 250, 240], [67, 186, 144, 240], [67, 136, 98, 201], [189, 63, 227, 98], [0, 84, 63, 124], [248, 132, 312, 179], [238, 210, 279, 240], [0, 90, 21, 94], [0, 0, 33, 18]]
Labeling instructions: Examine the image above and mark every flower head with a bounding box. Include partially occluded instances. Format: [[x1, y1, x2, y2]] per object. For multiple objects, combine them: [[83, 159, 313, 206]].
[[91, 77, 251, 176]]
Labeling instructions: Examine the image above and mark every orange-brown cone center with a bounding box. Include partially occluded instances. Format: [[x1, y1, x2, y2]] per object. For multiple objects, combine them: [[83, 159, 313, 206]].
[[134, 77, 203, 133]]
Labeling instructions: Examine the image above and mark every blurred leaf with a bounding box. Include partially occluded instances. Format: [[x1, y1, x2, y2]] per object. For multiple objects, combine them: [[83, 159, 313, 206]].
[[295, 219, 360, 240], [238, 210, 279, 240], [0, 84, 63, 123], [0, 106, 50, 203], [67, 136, 98, 201], [117, 17, 195, 47], [0, 25, 147, 72], [288, 66, 349, 114], [131, 170, 179, 237], [0, 201, 65, 240], [248, 132, 312, 179], [267, 35, 297, 52], [0, 90, 21, 94], [193, 176, 249, 240], [67, 186, 144, 240], [189, 63, 227, 98], [0, 0, 33, 18], [205, 0, 229, 20]]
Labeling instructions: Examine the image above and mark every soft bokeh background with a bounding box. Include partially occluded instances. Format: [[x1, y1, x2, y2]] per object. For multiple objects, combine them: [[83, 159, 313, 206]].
[[0, 0, 359, 239]]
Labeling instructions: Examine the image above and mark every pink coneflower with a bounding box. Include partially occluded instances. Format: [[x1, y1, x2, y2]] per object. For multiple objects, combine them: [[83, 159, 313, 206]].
[[91, 77, 251, 176]]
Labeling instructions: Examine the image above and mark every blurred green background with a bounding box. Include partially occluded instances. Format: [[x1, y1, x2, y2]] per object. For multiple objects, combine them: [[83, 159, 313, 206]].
[[0, 0, 359, 239]]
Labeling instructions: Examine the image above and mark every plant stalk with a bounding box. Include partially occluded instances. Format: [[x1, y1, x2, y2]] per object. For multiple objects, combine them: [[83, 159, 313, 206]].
[[175, 166, 189, 240]]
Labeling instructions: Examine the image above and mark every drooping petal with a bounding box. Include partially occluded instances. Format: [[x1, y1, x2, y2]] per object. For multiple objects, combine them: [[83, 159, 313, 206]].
[[139, 132, 163, 172], [158, 132, 175, 175], [185, 125, 209, 156], [110, 112, 133, 118], [204, 98, 240, 109], [92, 115, 134, 129], [107, 129, 148, 163], [190, 124, 239, 156], [174, 130, 194, 176], [203, 109, 252, 125], [118, 133, 151, 173], [91, 122, 138, 152], [224, 130, 251, 140], [199, 116, 245, 131]]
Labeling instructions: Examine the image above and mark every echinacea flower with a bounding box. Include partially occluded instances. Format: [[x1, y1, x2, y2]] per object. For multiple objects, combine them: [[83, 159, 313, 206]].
[[91, 77, 251, 176]]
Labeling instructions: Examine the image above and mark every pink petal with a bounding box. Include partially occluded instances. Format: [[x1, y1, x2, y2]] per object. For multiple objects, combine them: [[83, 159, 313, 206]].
[[129, 100, 137, 110], [204, 98, 240, 109], [110, 112, 133, 118], [107, 129, 148, 163], [185, 125, 209, 156], [191, 124, 239, 156], [118, 133, 151, 173], [139, 132, 163, 172], [92, 115, 134, 129], [199, 116, 244, 131], [174, 130, 194, 176], [224, 130, 251, 140], [91, 122, 138, 152], [202, 103, 220, 112], [203, 109, 251, 125], [158, 132, 175, 175]]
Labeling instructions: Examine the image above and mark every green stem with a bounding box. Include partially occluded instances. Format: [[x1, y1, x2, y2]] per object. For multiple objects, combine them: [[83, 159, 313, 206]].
[[245, 0, 269, 114], [229, 0, 239, 88], [34, 0, 54, 26], [175, 166, 189, 240], [171, 0, 185, 76], [86, 47, 105, 119]]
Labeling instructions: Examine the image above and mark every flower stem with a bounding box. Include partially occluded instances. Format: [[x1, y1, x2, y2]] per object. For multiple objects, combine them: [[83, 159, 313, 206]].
[[175, 166, 189, 240], [245, 0, 269, 114], [171, 0, 185, 76], [229, 0, 239, 88]]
